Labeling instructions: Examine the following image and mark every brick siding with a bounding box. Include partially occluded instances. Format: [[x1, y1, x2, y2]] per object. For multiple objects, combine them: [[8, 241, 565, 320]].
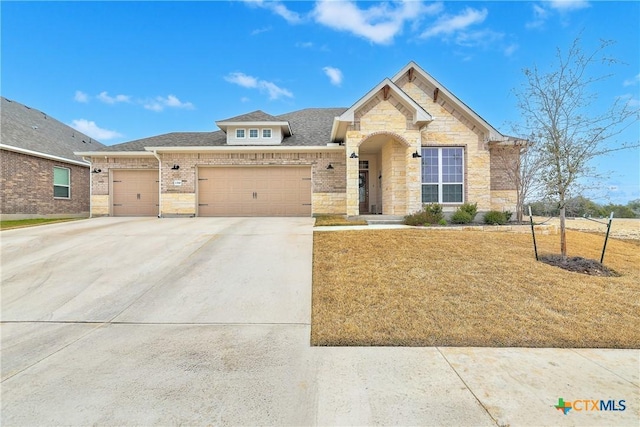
[[1, 149, 90, 216]]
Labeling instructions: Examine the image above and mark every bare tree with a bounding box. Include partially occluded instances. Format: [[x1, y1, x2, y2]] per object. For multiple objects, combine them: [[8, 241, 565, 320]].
[[514, 37, 639, 259], [492, 140, 544, 222]]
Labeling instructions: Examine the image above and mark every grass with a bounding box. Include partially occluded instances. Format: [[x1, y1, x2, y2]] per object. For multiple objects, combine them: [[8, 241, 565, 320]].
[[312, 229, 640, 348], [0, 218, 80, 230], [314, 215, 368, 227]]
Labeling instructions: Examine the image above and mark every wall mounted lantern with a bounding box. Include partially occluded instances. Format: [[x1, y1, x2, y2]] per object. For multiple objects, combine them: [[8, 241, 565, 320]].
[[171, 164, 180, 170], [92, 168, 102, 173], [326, 163, 334, 170], [350, 152, 358, 159], [412, 150, 422, 158]]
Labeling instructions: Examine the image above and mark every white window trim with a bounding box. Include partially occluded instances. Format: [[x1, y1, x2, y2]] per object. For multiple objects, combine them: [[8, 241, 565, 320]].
[[421, 147, 464, 204], [248, 128, 259, 139], [261, 128, 272, 139], [235, 128, 246, 139], [53, 166, 71, 199]]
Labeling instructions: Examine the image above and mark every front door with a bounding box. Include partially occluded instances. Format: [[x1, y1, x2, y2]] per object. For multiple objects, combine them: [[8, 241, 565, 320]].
[[359, 171, 369, 214]]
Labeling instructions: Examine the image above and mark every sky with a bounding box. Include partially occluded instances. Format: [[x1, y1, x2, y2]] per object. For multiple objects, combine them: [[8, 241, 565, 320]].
[[2, 0, 639, 204]]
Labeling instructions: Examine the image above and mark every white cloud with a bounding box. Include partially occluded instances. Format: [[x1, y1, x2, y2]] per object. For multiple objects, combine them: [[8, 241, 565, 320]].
[[225, 72, 293, 100], [260, 81, 293, 100], [504, 43, 519, 56], [251, 26, 271, 35], [312, 0, 441, 45], [242, 0, 302, 24], [97, 91, 131, 104], [421, 7, 488, 39], [623, 73, 640, 87], [527, 1, 589, 29], [296, 41, 314, 48], [224, 72, 259, 88], [143, 95, 194, 112], [74, 90, 89, 103], [526, 4, 549, 29], [323, 66, 343, 86], [549, 0, 590, 11], [69, 119, 122, 141]]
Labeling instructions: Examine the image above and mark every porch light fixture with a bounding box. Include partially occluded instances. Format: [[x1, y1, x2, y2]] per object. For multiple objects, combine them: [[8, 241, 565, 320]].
[[171, 164, 180, 170], [326, 163, 334, 170], [92, 168, 101, 173], [412, 150, 422, 158], [350, 152, 358, 159]]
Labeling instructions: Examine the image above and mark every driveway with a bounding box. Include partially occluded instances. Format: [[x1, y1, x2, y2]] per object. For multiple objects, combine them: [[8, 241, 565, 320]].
[[1, 218, 638, 426]]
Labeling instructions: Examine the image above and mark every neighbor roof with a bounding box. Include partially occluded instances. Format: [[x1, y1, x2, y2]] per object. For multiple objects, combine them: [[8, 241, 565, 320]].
[[91, 107, 348, 153], [1, 97, 104, 163]]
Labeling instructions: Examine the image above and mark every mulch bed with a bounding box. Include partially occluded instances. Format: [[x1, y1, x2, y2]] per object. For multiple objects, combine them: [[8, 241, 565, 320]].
[[539, 255, 619, 277]]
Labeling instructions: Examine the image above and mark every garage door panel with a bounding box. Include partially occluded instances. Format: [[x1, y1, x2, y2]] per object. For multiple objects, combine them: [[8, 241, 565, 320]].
[[198, 167, 311, 217], [112, 170, 159, 217]]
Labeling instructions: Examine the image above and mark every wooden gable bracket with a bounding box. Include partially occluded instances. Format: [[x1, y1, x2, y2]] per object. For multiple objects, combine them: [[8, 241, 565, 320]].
[[407, 67, 415, 82], [383, 85, 391, 100], [433, 87, 440, 103]]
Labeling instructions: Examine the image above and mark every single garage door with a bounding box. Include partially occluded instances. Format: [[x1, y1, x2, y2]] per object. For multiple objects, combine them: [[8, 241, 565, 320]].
[[198, 167, 311, 216], [112, 170, 159, 216]]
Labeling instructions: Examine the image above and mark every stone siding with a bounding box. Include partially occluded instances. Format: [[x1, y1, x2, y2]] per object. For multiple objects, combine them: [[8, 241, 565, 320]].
[[313, 192, 347, 215]]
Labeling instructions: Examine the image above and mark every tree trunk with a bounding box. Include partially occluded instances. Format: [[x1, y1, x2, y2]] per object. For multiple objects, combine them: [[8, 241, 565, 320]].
[[559, 205, 567, 260]]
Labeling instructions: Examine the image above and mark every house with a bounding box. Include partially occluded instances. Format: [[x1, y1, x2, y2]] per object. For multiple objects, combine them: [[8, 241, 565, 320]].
[[75, 62, 519, 218], [1, 97, 105, 219]]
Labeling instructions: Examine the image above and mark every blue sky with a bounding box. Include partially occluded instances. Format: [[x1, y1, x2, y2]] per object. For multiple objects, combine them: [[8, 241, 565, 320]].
[[2, 1, 638, 203]]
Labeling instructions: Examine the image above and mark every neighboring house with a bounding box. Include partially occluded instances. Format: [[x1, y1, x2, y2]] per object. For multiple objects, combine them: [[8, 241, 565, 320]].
[[76, 62, 520, 218], [1, 97, 104, 219]]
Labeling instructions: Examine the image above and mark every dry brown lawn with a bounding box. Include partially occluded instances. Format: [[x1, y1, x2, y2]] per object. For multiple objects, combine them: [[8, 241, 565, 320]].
[[312, 229, 640, 348]]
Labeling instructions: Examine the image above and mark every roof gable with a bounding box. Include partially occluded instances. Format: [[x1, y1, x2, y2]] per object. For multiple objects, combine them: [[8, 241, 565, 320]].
[[392, 61, 505, 141], [215, 109, 292, 137], [330, 78, 432, 143]]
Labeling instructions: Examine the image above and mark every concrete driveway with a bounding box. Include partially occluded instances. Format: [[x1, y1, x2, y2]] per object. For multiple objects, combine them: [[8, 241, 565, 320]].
[[1, 218, 638, 426]]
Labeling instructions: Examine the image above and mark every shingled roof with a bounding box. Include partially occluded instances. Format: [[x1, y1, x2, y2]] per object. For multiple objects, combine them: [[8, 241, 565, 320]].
[[217, 110, 282, 123], [1, 97, 104, 163], [93, 107, 348, 152]]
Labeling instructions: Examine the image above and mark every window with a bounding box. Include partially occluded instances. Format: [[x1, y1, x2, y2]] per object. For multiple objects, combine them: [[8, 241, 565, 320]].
[[262, 129, 272, 138], [53, 166, 70, 198], [249, 129, 259, 138], [236, 129, 245, 138], [421, 147, 464, 203]]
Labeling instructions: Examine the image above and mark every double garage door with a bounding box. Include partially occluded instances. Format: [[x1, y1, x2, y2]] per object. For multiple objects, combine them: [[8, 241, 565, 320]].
[[198, 167, 311, 217]]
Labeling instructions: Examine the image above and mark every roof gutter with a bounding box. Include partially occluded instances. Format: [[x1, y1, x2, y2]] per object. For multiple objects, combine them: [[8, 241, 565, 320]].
[[82, 156, 94, 218], [2, 144, 90, 167], [143, 145, 345, 154], [150, 150, 163, 218]]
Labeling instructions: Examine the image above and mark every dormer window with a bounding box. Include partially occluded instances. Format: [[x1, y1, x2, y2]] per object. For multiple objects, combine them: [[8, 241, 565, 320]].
[[262, 129, 272, 138], [249, 129, 259, 138], [235, 129, 246, 138]]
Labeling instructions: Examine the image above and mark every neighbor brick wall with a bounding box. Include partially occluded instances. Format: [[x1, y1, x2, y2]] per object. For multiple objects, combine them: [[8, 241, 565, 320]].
[[1, 149, 90, 217]]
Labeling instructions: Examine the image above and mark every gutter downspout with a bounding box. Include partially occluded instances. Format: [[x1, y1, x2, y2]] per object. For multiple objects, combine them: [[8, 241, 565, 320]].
[[151, 150, 162, 218], [83, 156, 93, 218]]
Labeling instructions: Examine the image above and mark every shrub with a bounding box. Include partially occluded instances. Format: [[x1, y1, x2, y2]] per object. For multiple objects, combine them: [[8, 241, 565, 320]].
[[503, 210, 513, 222], [438, 218, 448, 226], [451, 210, 473, 224], [459, 202, 478, 220], [404, 203, 444, 226], [484, 210, 507, 225]]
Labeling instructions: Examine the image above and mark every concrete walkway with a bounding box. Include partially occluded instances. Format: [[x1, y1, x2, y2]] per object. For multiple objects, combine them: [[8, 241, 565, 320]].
[[1, 218, 638, 426]]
